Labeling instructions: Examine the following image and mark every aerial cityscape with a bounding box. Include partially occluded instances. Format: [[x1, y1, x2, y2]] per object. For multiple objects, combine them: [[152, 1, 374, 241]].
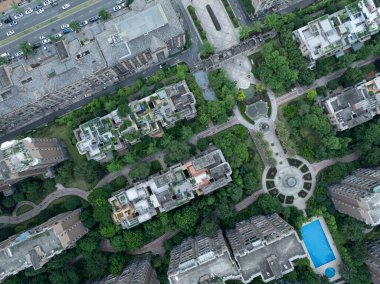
[[1, 0, 380, 283]]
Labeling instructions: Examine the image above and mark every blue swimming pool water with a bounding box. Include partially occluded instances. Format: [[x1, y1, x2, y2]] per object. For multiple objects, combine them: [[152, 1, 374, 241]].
[[301, 220, 336, 268], [325, 267, 336, 278]]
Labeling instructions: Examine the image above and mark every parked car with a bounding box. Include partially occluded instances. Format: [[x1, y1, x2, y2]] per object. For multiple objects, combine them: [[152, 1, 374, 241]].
[[113, 5, 122, 11], [43, 0, 51, 6], [6, 30, 15, 36], [34, 4, 43, 10], [14, 13, 23, 19], [50, 1, 58, 7], [61, 3, 70, 9], [36, 8, 44, 14], [88, 16, 99, 22], [15, 51, 24, 57], [60, 24, 69, 29], [9, 21, 17, 27], [62, 27, 72, 34], [42, 38, 51, 44], [0, 22, 2, 27], [54, 33, 62, 39], [25, 7, 33, 14], [39, 35, 46, 40], [32, 42, 41, 49], [4, 17, 13, 24], [79, 20, 88, 27], [116, 0, 123, 4]]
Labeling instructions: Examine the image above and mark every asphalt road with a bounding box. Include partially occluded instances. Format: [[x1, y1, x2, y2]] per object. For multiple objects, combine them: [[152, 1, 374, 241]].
[[0, 0, 118, 54]]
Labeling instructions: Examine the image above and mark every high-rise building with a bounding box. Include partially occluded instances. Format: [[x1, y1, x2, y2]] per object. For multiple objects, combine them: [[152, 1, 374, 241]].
[[167, 214, 307, 284], [0, 209, 88, 282], [323, 74, 380, 131], [366, 239, 380, 284], [328, 168, 380, 226], [92, 257, 159, 284], [293, 0, 380, 68], [109, 148, 232, 229], [167, 230, 241, 284], [0, 137, 67, 195], [226, 214, 307, 283]]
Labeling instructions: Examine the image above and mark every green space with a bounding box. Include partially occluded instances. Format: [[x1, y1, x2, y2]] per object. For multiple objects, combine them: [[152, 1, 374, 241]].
[[15, 204, 34, 216]]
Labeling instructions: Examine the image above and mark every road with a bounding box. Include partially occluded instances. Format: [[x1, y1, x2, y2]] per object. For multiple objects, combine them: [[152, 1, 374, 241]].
[[0, 0, 119, 54], [276, 55, 380, 106], [0, 187, 88, 224], [311, 152, 359, 176]]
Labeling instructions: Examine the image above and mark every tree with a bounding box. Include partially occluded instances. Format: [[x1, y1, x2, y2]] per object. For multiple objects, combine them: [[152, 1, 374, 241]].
[[64, 196, 81, 211], [78, 236, 98, 253], [0, 56, 8, 66], [180, 125, 193, 140], [110, 235, 127, 251], [19, 41, 33, 56], [109, 253, 129, 275], [200, 41, 215, 58], [174, 206, 199, 234], [106, 160, 123, 173], [83, 253, 109, 279], [197, 218, 219, 237], [99, 224, 119, 238], [117, 103, 130, 117], [264, 14, 283, 30], [306, 90, 317, 101], [123, 229, 144, 249], [48, 269, 79, 284], [99, 9, 111, 21], [164, 141, 192, 164], [239, 25, 251, 40], [236, 90, 246, 102], [69, 21, 81, 32], [251, 21, 262, 33], [129, 163, 151, 181]]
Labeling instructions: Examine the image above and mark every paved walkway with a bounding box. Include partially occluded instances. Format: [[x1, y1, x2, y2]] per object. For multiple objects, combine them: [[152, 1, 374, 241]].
[[276, 55, 380, 106], [311, 152, 359, 176], [235, 189, 265, 211], [12, 201, 36, 217], [0, 187, 88, 225], [100, 230, 179, 256]]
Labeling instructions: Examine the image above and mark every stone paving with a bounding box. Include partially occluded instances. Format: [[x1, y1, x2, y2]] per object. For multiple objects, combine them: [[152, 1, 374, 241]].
[[223, 55, 255, 89]]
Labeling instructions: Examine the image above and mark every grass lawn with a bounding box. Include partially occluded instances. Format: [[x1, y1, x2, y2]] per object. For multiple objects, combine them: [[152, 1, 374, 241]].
[[16, 204, 34, 216], [31, 124, 91, 190]]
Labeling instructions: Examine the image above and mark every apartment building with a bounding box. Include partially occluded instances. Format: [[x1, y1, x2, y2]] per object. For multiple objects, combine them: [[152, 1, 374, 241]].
[[0, 209, 88, 282], [323, 74, 380, 131], [252, 0, 316, 16], [0, 0, 185, 137], [293, 0, 380, 68], [167, 230, 241, 284], [0, 137, 67, 195], [167, 214, 307, 284], [92, 257, 159, 284], [328, 168, 380, 226], [75, 80, 196, 161], [109, 148, 232, 229], [96, 0, 185, 76], [366, 239, 380, 284]]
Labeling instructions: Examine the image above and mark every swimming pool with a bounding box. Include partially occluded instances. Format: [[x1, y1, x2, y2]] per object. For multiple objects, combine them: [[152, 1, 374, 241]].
[[301, 220, 336, 268]]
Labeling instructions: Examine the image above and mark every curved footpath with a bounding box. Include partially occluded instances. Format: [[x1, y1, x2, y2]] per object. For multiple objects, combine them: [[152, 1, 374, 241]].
[[311, 152, 359, 176], [0, 187, 88, 225], [12, 201, 36, 217]]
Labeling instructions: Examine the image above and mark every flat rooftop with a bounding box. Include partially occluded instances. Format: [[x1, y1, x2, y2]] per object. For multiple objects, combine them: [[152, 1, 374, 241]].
[[0, 228, 62, 277], [169, 251, 240, 284], [236, 234, 306, 282]]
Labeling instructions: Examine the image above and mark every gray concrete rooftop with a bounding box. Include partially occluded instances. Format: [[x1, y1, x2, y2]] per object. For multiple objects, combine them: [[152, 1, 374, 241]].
[[237, 234, 306, 282]]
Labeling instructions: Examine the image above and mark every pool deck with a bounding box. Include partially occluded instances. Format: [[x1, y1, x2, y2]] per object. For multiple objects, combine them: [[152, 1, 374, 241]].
[[302, 217, 343, 282]]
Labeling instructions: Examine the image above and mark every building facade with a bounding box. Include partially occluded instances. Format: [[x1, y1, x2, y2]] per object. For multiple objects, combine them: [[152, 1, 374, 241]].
[[323, 74, 380, 131], [366, 239, 380, 284], [0, 137, 67, 195], [293, 0, 380, 68], [0, 0, 185, 137], [75, 80, 196, 161], [92, 257, 159, 284], [167, 230, 241, 284], [0, 209, 88, 282], [109, 148, 232, 229], [167, 214, 307, 284], [328, 168, 380, 225]]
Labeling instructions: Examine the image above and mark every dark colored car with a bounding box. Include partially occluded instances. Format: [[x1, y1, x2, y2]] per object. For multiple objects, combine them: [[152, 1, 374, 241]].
[[62, 28, 72, 34], [34, 4, 43, 10], [4, 16, 13, 24], [89, 16, 100, 23], [32, 42, 42, 49]]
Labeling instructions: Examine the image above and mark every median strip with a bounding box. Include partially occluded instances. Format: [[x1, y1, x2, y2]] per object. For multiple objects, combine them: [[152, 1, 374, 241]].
[[0, 0, 100, 46]]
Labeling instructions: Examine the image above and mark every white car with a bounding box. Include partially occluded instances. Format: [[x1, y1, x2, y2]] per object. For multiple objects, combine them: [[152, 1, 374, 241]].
[[43, 0, 51, 6], [15, 51, 23, 57], [25, 7, 33, 14], [14, 13, 23, 19], [36, 8, 44, 14], [62, 3, 70, 9], [39, 35, 46, 40], [6, 30, 15, 36], [54, 33, 62, 38], [113, 5, 122, 11], [0, 22, 2, 27], [60, 24, 69, 29], [9, 21, 17, 27], [42, 38, 51, 44]]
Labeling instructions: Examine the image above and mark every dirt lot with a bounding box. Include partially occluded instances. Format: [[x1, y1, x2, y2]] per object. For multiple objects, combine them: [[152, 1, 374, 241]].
[[0, 0, 18, 13]]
